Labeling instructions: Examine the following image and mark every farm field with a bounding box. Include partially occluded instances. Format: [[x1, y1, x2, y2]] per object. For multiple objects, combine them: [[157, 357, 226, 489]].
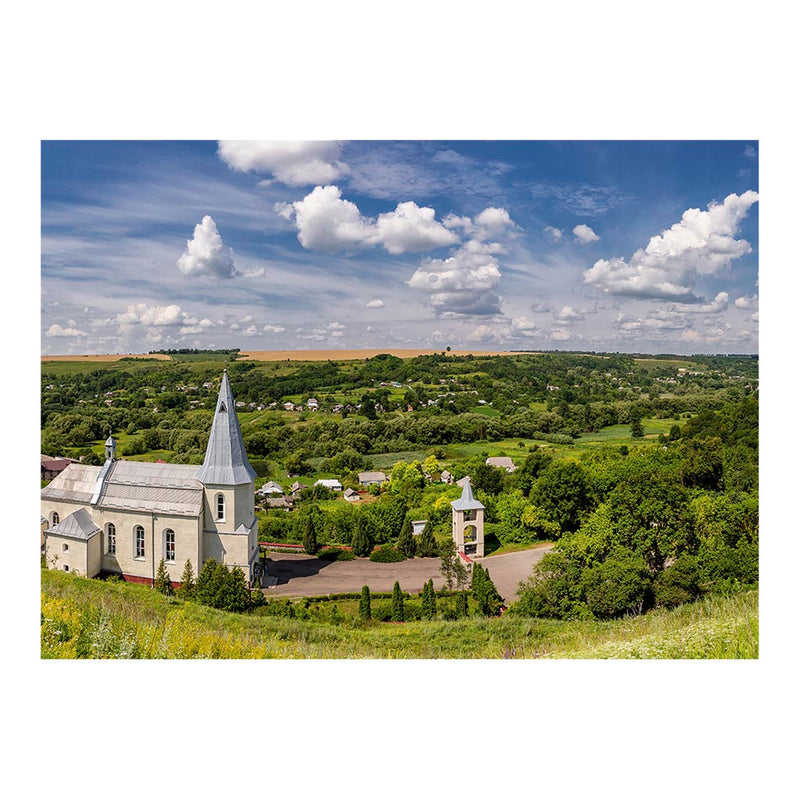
[[40, 569, 758, 659]]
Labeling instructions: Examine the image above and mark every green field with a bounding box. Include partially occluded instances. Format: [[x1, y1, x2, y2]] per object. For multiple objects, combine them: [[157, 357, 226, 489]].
[[41, 569, 758, 659]]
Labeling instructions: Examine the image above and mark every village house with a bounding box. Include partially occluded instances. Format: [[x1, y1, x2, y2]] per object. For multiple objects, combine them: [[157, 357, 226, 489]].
[[289, 481, 308, 497], [358, 470, 387, 486], [257, 481, 285, 496], [343, 488, 360, 502], [314, 478, 343, 492], [486, 456, 517, 473], [41, 371, 261, 588], [441, 469, 455, 484], [41, 455, 80, 481]]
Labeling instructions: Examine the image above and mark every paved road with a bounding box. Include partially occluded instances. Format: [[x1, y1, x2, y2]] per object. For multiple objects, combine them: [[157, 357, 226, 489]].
[[262, 544, 552, 602]]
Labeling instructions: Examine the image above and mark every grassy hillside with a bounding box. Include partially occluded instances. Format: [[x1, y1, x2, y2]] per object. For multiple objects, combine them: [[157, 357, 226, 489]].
[[41, 570, 758, 659]]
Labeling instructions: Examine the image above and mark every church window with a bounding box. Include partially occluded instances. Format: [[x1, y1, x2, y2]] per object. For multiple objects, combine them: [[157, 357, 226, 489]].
[[52, 512, 59, 525], [135, 525, 145, 559], [106, 523, 116, 555], [62, 543, 69, 552], [219, 402, 227, 413], [63, 565, 69, 572], [165, 529, 175, 563], [216, 493, 225, 521]]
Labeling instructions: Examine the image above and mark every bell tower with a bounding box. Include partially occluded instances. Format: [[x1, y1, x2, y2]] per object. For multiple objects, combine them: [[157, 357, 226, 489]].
[[451, 477, 485, 558]]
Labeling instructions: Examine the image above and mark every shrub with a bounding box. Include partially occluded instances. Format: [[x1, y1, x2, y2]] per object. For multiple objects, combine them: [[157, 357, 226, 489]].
[[581, 549, 652, 619], [369, 545, 406, 563], [318, 546, 355, 561], [416, 520, 438, 557], [653, 554, 701, 608]]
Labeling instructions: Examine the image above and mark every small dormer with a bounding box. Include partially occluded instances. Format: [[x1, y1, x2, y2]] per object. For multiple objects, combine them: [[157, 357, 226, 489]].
[[104, 435, 117, 462]]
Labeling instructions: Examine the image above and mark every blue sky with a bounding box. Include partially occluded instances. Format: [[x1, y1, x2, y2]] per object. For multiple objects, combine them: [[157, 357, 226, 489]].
[[41, 140, 759, 354]]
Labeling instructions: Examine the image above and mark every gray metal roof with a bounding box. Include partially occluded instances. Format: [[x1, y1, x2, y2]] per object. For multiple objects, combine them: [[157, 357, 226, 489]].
[[41, 464, 103, 504], [196, 370, 257, 486], [96, 460, 203, 516], [358, 471, 387, 482], [451, 477, 485, 511], [46, 507, 100, 540]]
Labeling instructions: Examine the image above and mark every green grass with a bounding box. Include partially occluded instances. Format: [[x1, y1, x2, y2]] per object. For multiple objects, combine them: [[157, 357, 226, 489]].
[[41, 569, 757, 659]]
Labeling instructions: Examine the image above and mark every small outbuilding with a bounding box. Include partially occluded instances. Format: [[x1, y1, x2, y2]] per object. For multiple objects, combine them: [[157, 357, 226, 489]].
[[315, 478, 343, 492], [343, 488, 360, 502], [257, 481, 285, 496], [43, 507, 103, 577]]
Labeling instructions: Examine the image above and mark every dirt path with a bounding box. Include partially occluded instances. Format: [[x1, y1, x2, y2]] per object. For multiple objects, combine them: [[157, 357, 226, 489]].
[[262, 543, 553, 601]]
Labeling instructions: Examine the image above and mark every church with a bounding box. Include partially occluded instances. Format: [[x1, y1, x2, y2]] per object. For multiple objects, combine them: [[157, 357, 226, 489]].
[[41, 371, 260, 588]]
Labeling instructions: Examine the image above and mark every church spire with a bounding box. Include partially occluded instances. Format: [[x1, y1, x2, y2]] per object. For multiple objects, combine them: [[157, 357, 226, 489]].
[[196, 370, 257, 485]]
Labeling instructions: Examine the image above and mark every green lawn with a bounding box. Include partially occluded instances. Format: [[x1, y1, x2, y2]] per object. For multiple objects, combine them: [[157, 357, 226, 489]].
[[41, 569, 758, 659]]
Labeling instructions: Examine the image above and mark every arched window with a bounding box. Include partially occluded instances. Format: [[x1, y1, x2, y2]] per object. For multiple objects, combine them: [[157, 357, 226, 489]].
[[106, 522, 116, 555], [216, 493, 225, 521], [134, 525, 145, 559], [62, 542, 69, 552], [51, 511, 60, 526], [164, 529, 175, 563]]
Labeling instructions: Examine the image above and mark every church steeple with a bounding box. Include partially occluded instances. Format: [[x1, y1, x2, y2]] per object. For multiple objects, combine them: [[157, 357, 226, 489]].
[[196, 370, 257, 485]]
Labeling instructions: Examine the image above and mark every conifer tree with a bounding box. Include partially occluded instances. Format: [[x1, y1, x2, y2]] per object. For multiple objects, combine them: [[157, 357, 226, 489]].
[[177, 559, 195, 599], [195, 558, 217, 606], [352, 515, 373, 557], [457, 590, 469, 617], [391, 581, 405, 622], [397, 516, 416, 558], [416, 520, 438, 558], [303, 519, 319, 555], [330, 604, 343, 625], [474, 566, 503, 616], [224, 567, 251, 612], [154, 558, 173, 596], [359, 584, 372, 620], [421, 579, 436, 619]]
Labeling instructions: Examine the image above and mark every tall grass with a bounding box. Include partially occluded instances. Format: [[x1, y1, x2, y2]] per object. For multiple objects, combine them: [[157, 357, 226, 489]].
[[40, 570, 757, 659]]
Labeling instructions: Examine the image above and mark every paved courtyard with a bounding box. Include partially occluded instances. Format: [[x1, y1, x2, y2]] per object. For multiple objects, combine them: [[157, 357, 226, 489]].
[[262, 543, 552, 602]]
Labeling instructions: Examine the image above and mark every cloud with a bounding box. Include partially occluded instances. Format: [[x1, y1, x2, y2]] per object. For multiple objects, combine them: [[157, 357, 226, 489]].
[[375, 201, 459, 254], [366, 299, 385, 308], [407, 239, 503, 316], [743, 145, 758, 159], [46, 323, 87, 337], [573, 224, 599, 244], [544, 226, 563, 241], [531, 182, 633, 216], [280, 185, 376, 252], [550, 328, 572, 341], [443, 207, 515, 241], [116, 304, 184, 326], [510, 316, 542, 337], [583, 191, 759, 300], [735, 294, 758, 309], [176, 216, 236, 278], [750, 311, 759, 322], [555, 306, 585, 323], [263, 324, 286, 333], [468, 324, 502, 343], [282, 186, 476, 255], [217, 141, 348, 185], [530, 301, 551, 313]]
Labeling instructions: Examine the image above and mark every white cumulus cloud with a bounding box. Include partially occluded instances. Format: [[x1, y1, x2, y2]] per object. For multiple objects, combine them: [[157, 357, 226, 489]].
[[407, 239, 503, 316], [263, 324, 286, 333], [217, 141, 348, 186], [555, 306, 585, 323], [584, 191, 759, 300], [544, 226, 563, 241], [376, 201, 459, 254], [366, 299, 385, 308], [278, 185, 377, 252], [46, 323, 87, 337], [176, 216, 236, 278], [735, 293, 758, 309], [573, 224, 600, 244], [116, 304, 184, 326]]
